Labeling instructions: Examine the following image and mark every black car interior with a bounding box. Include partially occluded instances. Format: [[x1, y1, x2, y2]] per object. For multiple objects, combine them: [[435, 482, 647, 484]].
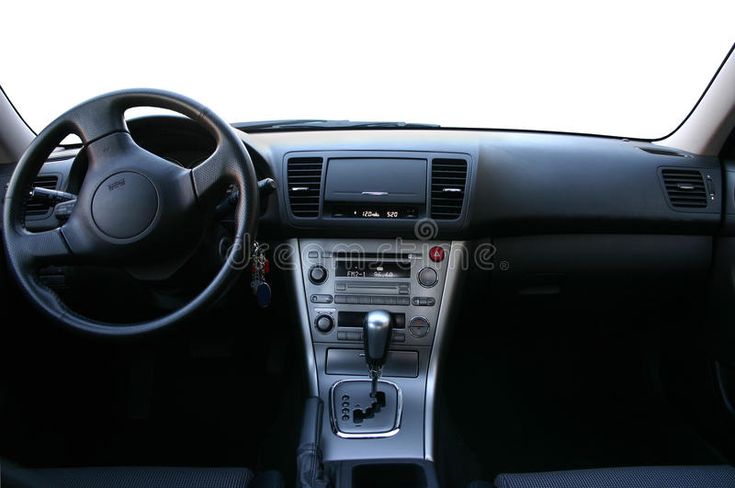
[[2, 44, 735, 488]]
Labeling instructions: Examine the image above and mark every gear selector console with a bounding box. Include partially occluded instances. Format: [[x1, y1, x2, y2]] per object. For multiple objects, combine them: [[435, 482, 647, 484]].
[[331, 379, 402, 437], [297, 238, 456, 462]]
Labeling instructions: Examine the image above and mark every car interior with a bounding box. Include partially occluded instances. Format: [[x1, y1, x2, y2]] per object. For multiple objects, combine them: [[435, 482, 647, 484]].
[[1, 20, 735, 488]]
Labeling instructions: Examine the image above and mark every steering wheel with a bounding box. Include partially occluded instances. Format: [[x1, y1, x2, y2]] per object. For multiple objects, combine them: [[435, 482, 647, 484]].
[[3, 89, 259, 336]]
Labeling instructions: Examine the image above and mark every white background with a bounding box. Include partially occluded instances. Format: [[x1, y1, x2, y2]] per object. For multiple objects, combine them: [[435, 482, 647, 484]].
[[1, 0, 734, 138]]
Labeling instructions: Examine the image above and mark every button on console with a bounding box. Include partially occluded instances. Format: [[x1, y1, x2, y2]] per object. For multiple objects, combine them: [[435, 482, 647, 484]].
[[315, 314, 334, 333], [308, 265, 328, 285], [346, 331, 362, 341], [417, 267, 438, 288], [310, 294, 333, 304], [429, 246, 445, 262], [408, 316, 430, 338], [392, 331, 406, 343]]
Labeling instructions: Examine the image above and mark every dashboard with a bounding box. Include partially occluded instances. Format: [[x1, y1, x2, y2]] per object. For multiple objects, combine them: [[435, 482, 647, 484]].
[[0, 115, 722, 379], [8, 115, 722, 245], [245, 126, 721, 239]]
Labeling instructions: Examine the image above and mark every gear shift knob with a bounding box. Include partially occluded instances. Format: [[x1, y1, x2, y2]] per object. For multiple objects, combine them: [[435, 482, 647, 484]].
[[364, 310, 393, 368]]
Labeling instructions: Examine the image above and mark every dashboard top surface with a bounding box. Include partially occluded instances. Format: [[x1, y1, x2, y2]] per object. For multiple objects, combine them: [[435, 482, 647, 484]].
[[11, 118, 723, 239]]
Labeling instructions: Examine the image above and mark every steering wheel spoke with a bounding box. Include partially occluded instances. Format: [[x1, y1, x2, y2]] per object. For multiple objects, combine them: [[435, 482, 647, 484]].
[[12, 227, 73, 266], [13, 212, 104, 267], [190, 144, 238, 203], [65, 97, 127, 143]]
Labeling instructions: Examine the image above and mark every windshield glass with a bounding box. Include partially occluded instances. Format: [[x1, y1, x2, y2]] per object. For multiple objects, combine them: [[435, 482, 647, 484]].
[[2, 1, 734, 139]]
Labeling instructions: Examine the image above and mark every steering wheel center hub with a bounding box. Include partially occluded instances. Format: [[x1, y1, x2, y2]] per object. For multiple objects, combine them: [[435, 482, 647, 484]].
[[92, 171, 159, 239]]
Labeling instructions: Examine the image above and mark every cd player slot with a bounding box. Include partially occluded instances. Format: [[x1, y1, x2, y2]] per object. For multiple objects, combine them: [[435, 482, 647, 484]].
[[333, 252, 412, 260], [335, 281, 410, 295], [334, 295, 411, 306]]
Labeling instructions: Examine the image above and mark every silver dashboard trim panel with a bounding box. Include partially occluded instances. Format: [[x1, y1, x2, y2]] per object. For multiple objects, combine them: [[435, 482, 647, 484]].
[[290, 238, 320, 396], [424, 240, 467, 461], [297, 238, 457, 461]]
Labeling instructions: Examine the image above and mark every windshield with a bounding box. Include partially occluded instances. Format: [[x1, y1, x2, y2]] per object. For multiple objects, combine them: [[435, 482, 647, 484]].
[[2, 1, 734, 139]]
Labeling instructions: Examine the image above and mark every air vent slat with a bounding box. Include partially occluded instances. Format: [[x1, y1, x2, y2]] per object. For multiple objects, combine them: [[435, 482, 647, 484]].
[[663, 174, 704, 180], [668, 193, 706, 198], [430, 158, 467, 220], [669, 194, 707, 200], [24, 175, 59, 218], [432, 179, 466, 184], [287, 157, 323, 217], [661, 168, 708, 209]]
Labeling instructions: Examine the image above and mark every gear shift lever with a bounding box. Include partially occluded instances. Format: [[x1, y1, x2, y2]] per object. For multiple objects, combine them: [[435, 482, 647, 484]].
[[363, 310, 393, 397]]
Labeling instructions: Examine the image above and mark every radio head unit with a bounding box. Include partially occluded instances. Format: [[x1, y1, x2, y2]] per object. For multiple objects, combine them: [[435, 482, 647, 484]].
[[302, 240, 450, 348]]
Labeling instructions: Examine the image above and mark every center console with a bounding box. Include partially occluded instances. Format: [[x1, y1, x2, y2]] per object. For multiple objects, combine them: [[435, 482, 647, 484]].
[[285, 151, 472, 487], [292, 238, 464, 468]]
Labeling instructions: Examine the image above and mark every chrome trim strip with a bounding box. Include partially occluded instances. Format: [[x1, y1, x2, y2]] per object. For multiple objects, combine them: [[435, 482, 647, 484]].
[[329, 379, 404, 439], [291, 238, 319, 396], [361, 191, 389, 196], [290, 186, 309, 191], [424, 240, 467, 461]]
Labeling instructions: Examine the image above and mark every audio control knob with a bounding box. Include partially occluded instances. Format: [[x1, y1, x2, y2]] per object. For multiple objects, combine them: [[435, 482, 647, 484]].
[[417, 267, 438, 287], [409, 316, 430, 338], [309, 265, 328, 285], [315, 314, 334, 333]]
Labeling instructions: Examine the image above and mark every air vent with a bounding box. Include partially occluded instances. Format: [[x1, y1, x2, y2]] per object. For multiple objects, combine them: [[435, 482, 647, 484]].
[[431, 158, 468, 219], [24, 174, 59, 217], [287, 157, 323, 217], [661, 168, 707, 209]]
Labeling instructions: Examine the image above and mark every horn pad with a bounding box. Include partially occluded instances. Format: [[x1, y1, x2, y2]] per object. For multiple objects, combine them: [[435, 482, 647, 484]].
[[92, 172, 158, 239]]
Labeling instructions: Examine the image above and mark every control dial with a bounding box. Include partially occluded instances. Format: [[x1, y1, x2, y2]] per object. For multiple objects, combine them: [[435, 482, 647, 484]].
[[314, 314, 334, 333], [408, 316, 430, 338], [417, 267, 438, 287], [309, 265, 328, 285]]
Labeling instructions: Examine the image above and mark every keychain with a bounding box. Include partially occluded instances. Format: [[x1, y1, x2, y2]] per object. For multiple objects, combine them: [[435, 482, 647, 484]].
[[250, 241, 272, 308]]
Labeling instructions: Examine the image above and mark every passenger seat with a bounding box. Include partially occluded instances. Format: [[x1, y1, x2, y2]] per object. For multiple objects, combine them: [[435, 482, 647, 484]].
[[471, 465, 735, 488], [1, 463, 284, 488]]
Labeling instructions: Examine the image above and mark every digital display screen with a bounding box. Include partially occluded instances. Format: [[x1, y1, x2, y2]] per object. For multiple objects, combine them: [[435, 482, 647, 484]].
[[332, 205, 418, 219], [336, 260, 411, 279]]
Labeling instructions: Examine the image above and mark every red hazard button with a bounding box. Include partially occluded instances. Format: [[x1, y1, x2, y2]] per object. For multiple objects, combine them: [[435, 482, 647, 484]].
[[429, 246, 445, 262]]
